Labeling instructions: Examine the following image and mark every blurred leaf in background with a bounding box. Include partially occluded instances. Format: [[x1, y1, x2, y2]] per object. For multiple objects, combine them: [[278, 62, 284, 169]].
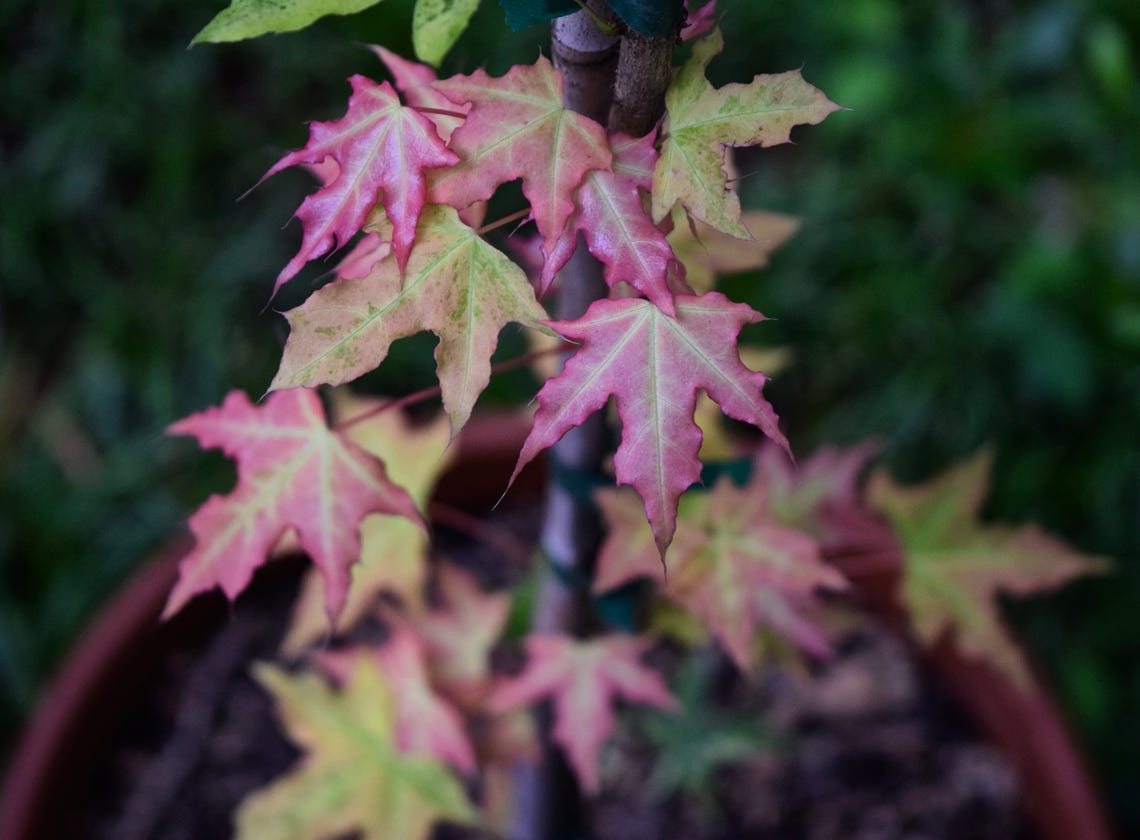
[[712, 0, 1139, 825]]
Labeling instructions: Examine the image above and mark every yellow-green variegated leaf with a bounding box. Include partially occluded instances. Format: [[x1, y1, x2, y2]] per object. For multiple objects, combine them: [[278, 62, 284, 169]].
[[271, 204, 548, 435], [194, 0, 386, 44], [237, 658, 474, 840], [652, 28, 840, 238], [870, 451, 1108, 689]]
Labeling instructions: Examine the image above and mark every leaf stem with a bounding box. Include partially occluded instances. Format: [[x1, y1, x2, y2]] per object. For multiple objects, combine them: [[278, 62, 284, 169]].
[[410, 105, 468, 121], [476, 207, 531, 237]]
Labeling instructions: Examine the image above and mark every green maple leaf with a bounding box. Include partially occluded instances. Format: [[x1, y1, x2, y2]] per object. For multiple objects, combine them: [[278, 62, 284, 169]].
[[870, 450, 1108, 689], [271, 204, 548, 435], [652, 28, 840, 238], [237, 657, 474, 840]]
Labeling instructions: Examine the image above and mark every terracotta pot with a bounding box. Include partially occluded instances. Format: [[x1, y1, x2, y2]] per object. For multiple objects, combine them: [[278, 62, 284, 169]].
[[828, 544, 1113, 840], [0, 413, 1112, 840]]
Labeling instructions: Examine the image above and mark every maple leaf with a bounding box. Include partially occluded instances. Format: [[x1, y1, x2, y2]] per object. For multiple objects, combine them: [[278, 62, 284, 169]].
[[540, 132, 677, 314], [321, 622, 477, 773], [429, 57, 612, 259], [272, 204, 548, 434], [667, 206, 799, 294], [509, 292, 786, 556], [165, 389, 421, 621], [869, 450, 1108, 689], [416, 563, 512, 707], [594, 478, 847, 670], [265, 74, 459, 294], [652, 28, 840, 238], [282, 392, 453, 653], [370, 45, 468, 143], [694, 345, 790, 460], [334, 230, 390, 280], [487, 634, 677, 793], [237, 657, 474, 840], [681, 0, 716, 42], [754, 439, 882, 549]]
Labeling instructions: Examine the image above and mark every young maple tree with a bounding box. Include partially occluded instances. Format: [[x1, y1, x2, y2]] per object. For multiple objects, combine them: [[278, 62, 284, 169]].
[[170, 1, 1105, 837]]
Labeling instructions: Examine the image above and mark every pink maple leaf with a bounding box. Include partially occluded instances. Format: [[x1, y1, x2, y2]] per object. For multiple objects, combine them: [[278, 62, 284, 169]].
[[333, 231, 390, 281], [594, 479, 847, 670], [509, 293, 787, 556], [165, 389, 421, 622], [265, 75, 458, 294], [681, 0, 717, 41], [755, 439, 885, 551], [540, 132, 677, 314], [370, 45, 468, 143], [430, 57, 611, 259], [416, 563, 511, 708], [487, 634, 676, 793], [320, 623, 477, 773]]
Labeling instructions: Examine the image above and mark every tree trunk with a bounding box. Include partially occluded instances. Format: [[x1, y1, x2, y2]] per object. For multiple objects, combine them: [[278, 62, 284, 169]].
[[510, 5, 675, 838]]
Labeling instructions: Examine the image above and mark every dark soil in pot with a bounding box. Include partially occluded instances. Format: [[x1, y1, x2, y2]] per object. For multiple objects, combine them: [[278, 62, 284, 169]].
[[61, 500, 1035, 840]]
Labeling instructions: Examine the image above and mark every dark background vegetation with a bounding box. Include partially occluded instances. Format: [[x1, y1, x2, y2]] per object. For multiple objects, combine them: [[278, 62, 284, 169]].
[[2, 0, 1138, 830]]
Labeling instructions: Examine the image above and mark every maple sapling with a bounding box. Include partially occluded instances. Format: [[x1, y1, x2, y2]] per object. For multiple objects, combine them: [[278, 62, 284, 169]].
[[164, 1, 1106, 836]]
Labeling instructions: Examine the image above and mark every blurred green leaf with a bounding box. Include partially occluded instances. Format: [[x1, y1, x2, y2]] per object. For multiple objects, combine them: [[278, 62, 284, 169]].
[[413, 0, 481, 65], [194, 0, 387, 43], [1085, 17, 1134, 105], [639, 652, 775, 804]]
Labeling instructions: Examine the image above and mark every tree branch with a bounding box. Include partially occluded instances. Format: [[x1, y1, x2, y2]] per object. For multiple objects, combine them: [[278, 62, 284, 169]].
[[611, 30, 674, 137]]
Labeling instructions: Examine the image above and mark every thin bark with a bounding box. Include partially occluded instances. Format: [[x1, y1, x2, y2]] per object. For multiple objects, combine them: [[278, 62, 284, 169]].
[[511, 10, 621, 839], [511, 5, 676, 839], [611, 31, 674, 137], [542, 2, 619, 640]]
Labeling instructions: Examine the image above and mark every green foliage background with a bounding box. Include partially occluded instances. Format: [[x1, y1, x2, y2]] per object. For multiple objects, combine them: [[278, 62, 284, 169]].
[[2, 0, 1137, 829]]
